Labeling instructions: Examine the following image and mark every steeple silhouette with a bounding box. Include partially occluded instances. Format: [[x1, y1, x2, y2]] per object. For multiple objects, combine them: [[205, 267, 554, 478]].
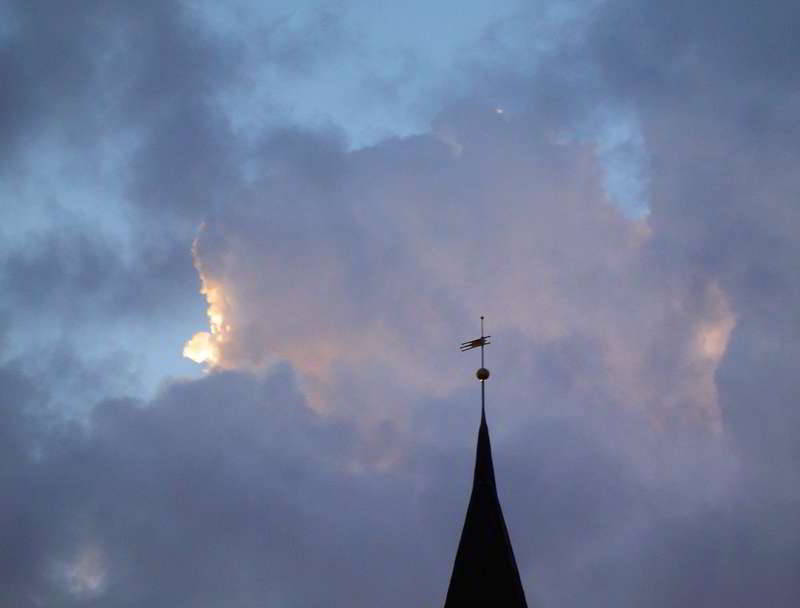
[[445, 319, 528, 607]]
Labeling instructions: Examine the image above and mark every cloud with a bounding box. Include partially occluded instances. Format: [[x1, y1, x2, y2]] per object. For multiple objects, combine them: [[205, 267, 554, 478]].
[[0, 0, 356, 391], [0, 350, 789, 607], [0, 363, 461, 606], [3, 0, 800, 606], [0, 359, 727, 607], [2, 225, 195, 321], [186, 105, 732, 436]]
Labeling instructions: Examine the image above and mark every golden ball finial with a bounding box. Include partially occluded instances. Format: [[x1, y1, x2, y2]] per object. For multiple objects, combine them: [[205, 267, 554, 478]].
[[476, 367, 490, 381]]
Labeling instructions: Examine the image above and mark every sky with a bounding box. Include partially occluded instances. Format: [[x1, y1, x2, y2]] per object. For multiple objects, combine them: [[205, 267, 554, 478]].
[[2, 0, 799, 606]]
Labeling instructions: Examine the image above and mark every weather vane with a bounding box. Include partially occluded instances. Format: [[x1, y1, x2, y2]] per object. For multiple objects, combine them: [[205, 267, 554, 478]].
[[460, 316, 491, 410]]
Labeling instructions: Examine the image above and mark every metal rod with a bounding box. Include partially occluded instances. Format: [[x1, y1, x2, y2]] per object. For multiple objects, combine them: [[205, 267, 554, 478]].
[[480, 316, 485, 369], [480, 316, 485, 414]]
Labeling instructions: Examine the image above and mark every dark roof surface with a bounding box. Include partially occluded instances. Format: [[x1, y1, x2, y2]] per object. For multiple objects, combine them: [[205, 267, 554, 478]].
[[443, 406, 529, 608]]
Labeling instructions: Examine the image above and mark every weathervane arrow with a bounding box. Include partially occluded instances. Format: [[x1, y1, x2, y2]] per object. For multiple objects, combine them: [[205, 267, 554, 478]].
[[459, 336, 491, 352]]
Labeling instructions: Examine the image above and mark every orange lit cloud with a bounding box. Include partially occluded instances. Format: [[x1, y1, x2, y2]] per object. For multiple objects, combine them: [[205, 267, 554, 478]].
[[183, 231, 231, 369]]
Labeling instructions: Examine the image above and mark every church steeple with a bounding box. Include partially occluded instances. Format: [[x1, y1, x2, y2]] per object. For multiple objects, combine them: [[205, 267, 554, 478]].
[[444, 319, 529, 607]]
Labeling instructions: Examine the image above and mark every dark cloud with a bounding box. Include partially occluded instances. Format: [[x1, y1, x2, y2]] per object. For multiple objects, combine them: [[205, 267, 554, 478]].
[[0, 355, 787, 607], [0, 0, 107, 164], [0, 364, 457, 606], [1, 0, 351, 217], [0, 360, 733, 608], [2, 224, 196, 321]]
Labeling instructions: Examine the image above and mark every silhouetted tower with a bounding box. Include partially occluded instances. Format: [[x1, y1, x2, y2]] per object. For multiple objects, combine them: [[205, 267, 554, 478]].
[[444, 317, 529, 607]]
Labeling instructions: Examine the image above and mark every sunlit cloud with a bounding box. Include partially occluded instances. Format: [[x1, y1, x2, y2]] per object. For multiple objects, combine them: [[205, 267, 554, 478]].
[[183, 229, 231, 369]]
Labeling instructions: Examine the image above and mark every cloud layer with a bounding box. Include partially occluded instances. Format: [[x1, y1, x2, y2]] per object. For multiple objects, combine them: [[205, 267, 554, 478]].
[[3, 0, 800, 606]]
